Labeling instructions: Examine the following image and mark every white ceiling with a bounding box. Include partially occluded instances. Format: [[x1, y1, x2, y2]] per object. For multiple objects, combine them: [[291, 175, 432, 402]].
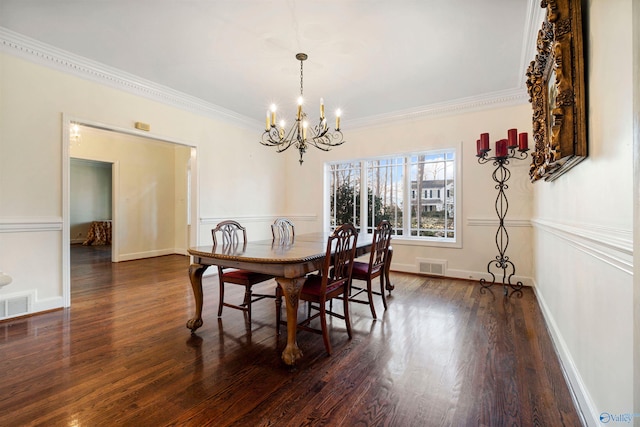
[[0, 0, 543, 125]]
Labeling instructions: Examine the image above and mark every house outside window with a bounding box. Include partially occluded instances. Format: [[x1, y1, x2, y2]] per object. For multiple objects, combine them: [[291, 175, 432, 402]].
[[326, 147, 459, 244]]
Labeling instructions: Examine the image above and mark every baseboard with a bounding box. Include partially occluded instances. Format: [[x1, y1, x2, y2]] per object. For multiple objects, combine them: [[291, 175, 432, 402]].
[[391, 262, 533, 286], [533, 284, 596, 427], [0, 295, 65, 322], [117, 248, 181, 262], [33, 296, 66, 312]]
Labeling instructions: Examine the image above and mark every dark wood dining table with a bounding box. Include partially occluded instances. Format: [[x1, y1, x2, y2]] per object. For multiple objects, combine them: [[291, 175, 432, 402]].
[[186, 232, 393, 365]]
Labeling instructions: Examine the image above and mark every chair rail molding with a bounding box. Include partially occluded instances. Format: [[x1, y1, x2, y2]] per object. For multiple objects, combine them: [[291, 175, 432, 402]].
[[467, 218, 532, 227], [531, 218, 633, 275], [0, 217, 63, 233], [200, 214, 317, 226]]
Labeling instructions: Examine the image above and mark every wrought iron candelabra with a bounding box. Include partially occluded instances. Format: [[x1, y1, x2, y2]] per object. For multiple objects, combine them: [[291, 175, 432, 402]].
[[476, 129, 529, 296]]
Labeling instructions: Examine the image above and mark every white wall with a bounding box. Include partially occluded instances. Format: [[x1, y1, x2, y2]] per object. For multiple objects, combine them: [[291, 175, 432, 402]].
[[532, 1, 634, 425], [70, 158, 112, 244], [0, 51, 285, 314], [634, 0, 640, 420], [70, 126, 190, 260], [285, 103, 534, 284], [174, 145, 191, 254]]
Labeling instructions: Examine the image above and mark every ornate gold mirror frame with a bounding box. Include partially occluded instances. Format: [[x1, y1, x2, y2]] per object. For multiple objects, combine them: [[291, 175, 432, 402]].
[[526, 0, 587, 182]]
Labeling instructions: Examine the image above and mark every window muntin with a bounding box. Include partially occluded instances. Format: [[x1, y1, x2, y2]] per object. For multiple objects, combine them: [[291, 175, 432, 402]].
[[327, 149, 457, 243]]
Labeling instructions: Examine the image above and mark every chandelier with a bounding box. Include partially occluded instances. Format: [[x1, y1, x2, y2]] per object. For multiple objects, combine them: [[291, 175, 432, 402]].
[[260, 53, 345, 165]]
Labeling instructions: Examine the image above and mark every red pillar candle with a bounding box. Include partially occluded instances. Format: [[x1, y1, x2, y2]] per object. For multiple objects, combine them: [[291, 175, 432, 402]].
[[518, 132, 529, 151], [496, 139, 508, 157], [480, 133, 490, 152], [476, 139, 482, 156], [507, 128, 518, 148]]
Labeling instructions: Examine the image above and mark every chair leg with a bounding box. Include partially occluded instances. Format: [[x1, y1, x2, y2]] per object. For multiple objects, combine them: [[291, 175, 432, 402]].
[[367, 278, 377, 319], [320, 302, 331, 355], [379, 273, 388, 310], [245, 286, 252, 323], [342, 292, 352, 339], [218, 281, 225, 317]]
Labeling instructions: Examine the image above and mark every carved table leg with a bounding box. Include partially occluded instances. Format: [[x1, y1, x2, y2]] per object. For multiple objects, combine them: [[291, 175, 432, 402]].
[[275, 276, 306, 365], [385, 247, 394, 293], [187, 263, 209, 332]]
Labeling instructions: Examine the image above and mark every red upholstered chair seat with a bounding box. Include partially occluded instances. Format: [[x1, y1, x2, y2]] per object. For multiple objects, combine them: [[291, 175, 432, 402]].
[[301, 274, 345, 297], [348, 220, 392, 319], [351, 261, 383, 278], [275, 223, 358, 356], [211, 220, 276, 323], [222, 269, 274, 284]]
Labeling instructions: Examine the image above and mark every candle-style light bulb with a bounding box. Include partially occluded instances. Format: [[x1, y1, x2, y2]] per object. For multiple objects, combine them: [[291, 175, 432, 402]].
[[335, 109, 342, 130], [265, 110, 270, 131], [302, 121, 308, 140], [279, 120, 285, 139], [320, 98, 325, 120], [297, 96, 303, 120], [270, 104, 277, 127]]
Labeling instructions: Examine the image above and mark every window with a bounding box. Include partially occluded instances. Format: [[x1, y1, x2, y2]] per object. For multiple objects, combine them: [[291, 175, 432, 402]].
[[326, 147, 459, 244], [328, 161, 361, 229]]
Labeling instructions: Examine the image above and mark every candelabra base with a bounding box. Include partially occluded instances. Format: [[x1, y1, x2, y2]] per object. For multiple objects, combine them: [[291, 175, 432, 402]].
[[479, 257, 523, 297]]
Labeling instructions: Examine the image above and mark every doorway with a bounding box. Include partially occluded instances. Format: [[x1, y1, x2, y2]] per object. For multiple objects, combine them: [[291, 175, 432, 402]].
[[70, 158, 113, 258], [62, 116, 198, 307]]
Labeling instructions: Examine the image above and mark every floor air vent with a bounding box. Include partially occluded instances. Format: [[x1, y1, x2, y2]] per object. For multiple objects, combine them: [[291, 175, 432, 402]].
[[418, 260, 446, 276], [0, 294, 31, 319]]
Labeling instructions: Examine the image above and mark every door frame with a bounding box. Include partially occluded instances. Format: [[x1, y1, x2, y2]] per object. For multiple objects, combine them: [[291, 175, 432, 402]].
[[61, 114, 199, 307]]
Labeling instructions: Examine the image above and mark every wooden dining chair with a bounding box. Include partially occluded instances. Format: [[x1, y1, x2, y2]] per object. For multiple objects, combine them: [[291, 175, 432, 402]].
[[348, 220, 392, 319], [276, 223, 358, 355], [212, 220, 275, 323], [271, 217, 295, 244]]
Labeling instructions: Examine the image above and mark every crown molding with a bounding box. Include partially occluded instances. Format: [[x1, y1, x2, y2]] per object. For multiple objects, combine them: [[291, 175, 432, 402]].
[[0, 27, 257, 129], [1, 25, 535, 131], [519, 0, 548, 79], [347, 87, 529, 129]]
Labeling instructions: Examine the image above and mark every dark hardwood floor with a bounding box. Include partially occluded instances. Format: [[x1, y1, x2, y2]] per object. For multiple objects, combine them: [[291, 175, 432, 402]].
[[0, 245, 582, 426]]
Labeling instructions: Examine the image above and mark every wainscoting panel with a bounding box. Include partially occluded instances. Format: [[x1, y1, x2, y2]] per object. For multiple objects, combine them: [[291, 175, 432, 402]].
[[532, 218, 633, 427], [0, 218, 65, 319]]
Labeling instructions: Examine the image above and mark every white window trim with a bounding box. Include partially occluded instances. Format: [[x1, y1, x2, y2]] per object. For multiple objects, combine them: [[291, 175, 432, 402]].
[[324, 142, 462, 249]]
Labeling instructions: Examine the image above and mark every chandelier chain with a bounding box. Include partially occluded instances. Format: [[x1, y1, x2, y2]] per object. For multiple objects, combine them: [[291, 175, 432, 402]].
[[300, 60, 304, 97]]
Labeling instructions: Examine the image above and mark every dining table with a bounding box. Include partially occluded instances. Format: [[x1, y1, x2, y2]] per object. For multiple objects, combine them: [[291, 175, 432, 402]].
[[186, 231, 393, 365]]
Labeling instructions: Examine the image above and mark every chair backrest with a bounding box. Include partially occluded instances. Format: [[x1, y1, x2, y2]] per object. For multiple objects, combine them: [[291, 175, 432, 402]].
[[368, 220, 392, 270], [271, 218, 295, 243], [319, 223, 358, 292], [211, 220, 247, 253]]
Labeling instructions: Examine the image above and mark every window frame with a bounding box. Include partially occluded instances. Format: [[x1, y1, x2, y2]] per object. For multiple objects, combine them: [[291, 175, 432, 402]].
[[324, 143, 462, 248]]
